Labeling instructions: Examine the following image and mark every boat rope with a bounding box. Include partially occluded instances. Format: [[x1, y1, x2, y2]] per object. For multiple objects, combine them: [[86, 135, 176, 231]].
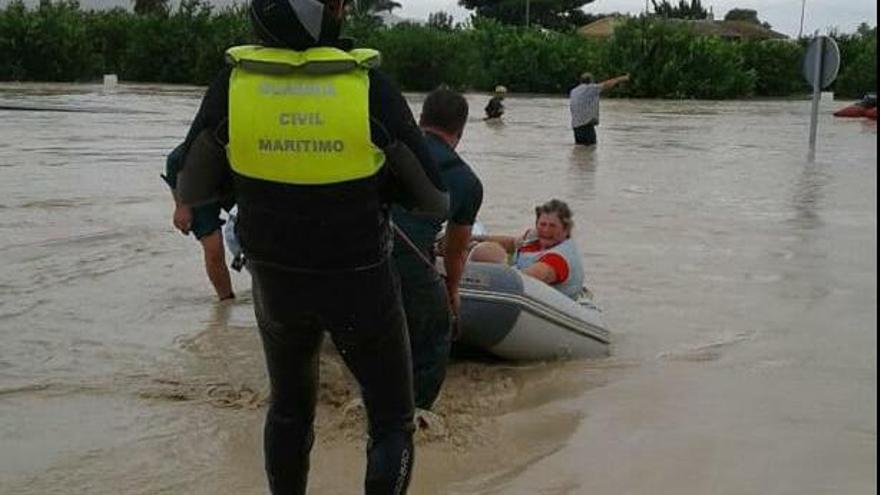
[[390, 222, 445, 279]]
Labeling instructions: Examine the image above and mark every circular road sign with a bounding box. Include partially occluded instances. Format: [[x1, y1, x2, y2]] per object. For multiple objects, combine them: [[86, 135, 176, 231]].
[[803, 35, 841, 89]]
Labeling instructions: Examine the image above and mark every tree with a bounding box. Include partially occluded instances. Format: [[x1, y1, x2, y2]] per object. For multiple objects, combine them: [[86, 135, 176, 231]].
[[724, 8, 771, 29], [458, 0, 597, 31], [348, 0, 401, 21], [650, 0, 708, 20], [132, 0, 169, 15], [855, 22, 875, 37], [427, 11, 455, 31]]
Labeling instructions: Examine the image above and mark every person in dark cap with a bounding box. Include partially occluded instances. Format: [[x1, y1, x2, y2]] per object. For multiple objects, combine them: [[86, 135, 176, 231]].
[[392, 88, 483, 415], [169, 0, 448, 492]]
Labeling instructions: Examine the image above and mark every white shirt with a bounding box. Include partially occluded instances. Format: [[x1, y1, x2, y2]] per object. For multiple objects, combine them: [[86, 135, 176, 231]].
[[569, 83, 601, 128]]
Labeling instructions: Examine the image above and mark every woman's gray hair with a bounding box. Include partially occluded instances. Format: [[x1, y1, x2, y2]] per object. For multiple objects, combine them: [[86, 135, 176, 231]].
[[534, 199, 574, 235]]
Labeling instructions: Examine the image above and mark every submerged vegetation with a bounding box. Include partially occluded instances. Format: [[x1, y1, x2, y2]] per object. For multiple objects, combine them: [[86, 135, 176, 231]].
[[0, 0, 875, 99]]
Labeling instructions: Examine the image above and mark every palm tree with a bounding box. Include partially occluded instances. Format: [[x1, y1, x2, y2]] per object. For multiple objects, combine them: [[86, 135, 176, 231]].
[[349, 0, 402, 21]]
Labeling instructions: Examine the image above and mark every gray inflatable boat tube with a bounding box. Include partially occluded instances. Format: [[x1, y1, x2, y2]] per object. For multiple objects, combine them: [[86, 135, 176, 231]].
[[458, 262, 610, 361]]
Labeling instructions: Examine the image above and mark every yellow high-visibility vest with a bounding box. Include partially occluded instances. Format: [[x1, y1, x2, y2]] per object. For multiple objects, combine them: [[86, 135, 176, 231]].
[[226, 45, 385, 185]]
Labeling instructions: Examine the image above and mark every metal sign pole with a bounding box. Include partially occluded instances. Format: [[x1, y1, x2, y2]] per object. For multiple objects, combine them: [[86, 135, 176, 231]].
[[802, 35, 839, 157], [808, 37, 824, 151]]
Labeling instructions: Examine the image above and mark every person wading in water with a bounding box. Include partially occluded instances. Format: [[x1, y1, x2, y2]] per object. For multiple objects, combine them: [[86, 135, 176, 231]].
[[569, 72, 629, 146]]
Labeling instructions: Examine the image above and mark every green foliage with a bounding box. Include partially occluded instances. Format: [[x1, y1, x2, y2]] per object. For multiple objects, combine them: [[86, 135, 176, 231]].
[[609, 17, 754, 98], [346, 0, 401, 24], [0, 0, 101, 81], [85, 8, 138, 76], [724, 8, 756, 23], [830, 25, 877, 98], [723, 8, 771, 29], [342, 13, 384, 42], [0, 0, 30, 79], [650, 0, 708, 20], [132, 0, 169, 17], [0, 0, 251, 83], [427, 11, 455, 31], [121, 0, 250, 84], [739, 39, 805, 95], [0, 1, 876, 100], [466, 17, 602, 92], [458, 0, 596, 30], [358, 22, 479, 91]]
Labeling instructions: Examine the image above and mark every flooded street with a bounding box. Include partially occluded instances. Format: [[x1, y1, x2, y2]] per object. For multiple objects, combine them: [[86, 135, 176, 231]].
[[0, 83, 875, 494]]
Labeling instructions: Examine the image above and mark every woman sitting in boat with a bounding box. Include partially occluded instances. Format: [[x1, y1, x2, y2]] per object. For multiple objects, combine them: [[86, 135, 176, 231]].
[[468, 198, 585, 299]]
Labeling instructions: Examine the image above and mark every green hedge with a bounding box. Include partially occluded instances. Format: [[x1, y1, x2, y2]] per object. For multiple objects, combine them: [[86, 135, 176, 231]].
[[0, 0, 250, 84], [832, 26, 877, 98], [739, 39, 806, 96], [362, 22, 479, 91], [1, 1, 876, 99], [607, 18, 756, 98], [0, 0, 100, 81]]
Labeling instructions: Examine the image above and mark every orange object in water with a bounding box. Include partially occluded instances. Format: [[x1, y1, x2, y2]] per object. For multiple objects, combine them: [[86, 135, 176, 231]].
[[833, 104, 867, 117], [864, 107, 878, 120]]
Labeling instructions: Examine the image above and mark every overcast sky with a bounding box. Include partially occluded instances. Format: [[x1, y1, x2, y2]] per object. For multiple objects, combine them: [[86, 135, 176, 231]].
[[2, 0, 874, 37], [397, 0, 877, 37]]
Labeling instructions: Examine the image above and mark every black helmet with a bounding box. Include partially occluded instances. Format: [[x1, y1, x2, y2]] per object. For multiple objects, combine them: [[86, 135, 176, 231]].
[[249, 0, 343, 50]]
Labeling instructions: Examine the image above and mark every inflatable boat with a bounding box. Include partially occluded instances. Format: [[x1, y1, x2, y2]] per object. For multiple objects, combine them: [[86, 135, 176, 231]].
[[226, 216, 611, 360], [833, 93, 876, 118], [457, 261, 610, 361]]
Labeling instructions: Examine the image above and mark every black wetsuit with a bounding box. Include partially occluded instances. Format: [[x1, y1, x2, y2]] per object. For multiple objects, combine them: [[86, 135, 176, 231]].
[[484, 96, 504, 119], [181, 61, 444, 495]]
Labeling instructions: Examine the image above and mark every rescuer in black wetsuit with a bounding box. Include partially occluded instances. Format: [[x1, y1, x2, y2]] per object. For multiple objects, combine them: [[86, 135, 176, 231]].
[[172, 0, 447, 493]]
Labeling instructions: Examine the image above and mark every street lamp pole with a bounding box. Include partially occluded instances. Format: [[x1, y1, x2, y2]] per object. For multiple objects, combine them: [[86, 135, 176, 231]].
[[525, 0, 530, 27], [798, 0, 807, 38]]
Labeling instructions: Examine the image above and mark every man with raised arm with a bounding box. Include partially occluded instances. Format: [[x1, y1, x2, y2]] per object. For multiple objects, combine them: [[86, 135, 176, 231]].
[[569, 72, 629, 146]]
